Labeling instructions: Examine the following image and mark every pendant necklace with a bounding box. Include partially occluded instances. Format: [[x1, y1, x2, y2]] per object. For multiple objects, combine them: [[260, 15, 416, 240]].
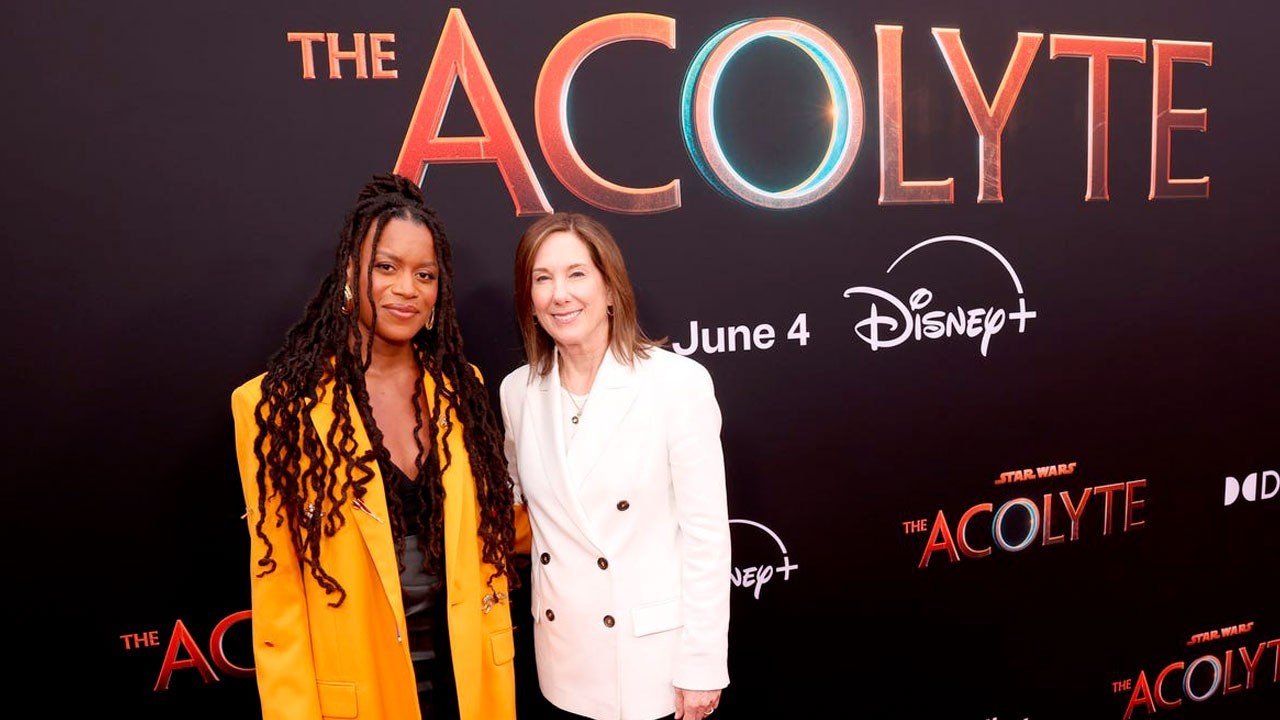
[[564, 388, 588, 424]]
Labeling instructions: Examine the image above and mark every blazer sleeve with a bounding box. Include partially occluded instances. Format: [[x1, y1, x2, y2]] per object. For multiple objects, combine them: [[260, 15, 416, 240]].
[[232, 379, 324, 720], [663, 358, 732, 691], [499, 370, 532, 555]]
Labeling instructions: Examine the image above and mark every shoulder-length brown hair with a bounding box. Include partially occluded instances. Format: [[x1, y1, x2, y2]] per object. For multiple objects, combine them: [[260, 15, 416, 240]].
[[513, 212, 664, 377]]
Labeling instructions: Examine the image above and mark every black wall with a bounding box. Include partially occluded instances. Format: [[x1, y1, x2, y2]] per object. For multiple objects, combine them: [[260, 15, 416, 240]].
[[5, 2, 1276, 718]]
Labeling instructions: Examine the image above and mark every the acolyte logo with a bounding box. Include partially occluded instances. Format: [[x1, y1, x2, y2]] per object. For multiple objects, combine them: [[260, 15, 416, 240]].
[[1223, 469, 1278, 506], [120, 610, 253, 691], [352, 8, 1214, 216], [1113, 621, 1279, 719], [902, 462, 1146, 569]]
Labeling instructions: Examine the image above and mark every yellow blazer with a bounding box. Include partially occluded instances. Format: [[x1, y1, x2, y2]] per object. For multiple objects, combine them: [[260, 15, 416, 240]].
[[232, 369, 523, 720]]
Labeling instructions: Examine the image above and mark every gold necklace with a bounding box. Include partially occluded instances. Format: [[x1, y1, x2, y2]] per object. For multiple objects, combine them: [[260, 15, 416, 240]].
[[564, 388, 588, 424]]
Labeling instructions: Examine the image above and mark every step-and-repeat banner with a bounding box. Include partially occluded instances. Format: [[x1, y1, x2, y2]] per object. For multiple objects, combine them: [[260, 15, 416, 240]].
[[7, 2, 1276, 719]]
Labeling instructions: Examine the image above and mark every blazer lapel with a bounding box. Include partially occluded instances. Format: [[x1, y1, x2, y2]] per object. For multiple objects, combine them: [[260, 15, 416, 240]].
[[529, 354, 597, 541], [566, 351, 640, 494], [429, 373, 471, 607], [307, 379, 403, 620]]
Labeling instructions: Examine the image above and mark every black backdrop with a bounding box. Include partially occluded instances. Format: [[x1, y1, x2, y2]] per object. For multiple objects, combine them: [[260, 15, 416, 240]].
[[5, 2, 1276, 719]]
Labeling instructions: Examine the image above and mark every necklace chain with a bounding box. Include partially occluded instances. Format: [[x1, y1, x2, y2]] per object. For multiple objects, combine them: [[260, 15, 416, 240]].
[[564, 388, 588, 424]]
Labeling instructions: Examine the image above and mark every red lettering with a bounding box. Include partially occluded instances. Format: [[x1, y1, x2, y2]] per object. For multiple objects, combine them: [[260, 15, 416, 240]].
[[956, 503, 992, 558], [535, 14, 679, 214], [287, 32, 325, 80], [1149, 40, 1212, 199], [325, 32, 368, 79], [1041, 492, 1065, 546], [1048, 35, 1146, 201], [154, 619, 218, 691], [1223, 647, 1243, 695], [917, 510, 959, 568], [1125, 479, 1147, 530], [210, 610, 255, 678], [933, 29, 1042, 203], [1123, 671, 1157, 720], [875, 25, 953, 205], [1058, 487, 1092, 541], [1153, 662, 1184, 710], [395, 8, 551, 216]]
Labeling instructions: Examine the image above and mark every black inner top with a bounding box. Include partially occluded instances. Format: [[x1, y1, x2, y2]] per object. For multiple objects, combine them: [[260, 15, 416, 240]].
[[377, 456, 458, 719]]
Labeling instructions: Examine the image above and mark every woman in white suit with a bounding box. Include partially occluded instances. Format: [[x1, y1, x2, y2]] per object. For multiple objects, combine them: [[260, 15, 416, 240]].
[[500, 213, 730, 720]]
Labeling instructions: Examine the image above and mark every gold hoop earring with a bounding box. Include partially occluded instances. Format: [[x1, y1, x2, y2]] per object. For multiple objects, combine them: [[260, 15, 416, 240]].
[[425, 307, 436, 330], [341, 284, 355, 316]]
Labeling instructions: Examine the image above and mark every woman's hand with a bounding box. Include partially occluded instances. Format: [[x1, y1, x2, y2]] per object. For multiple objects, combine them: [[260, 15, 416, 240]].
[[675, 687, 721, 719]]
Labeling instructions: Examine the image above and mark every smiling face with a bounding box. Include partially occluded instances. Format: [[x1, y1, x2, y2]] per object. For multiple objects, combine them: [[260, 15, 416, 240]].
[[530, 230, 613, 359], [352, 214, 439, 350]]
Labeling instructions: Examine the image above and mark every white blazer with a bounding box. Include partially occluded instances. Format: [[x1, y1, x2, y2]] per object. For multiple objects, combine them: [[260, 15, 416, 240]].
[[500, 347, 731, 720]]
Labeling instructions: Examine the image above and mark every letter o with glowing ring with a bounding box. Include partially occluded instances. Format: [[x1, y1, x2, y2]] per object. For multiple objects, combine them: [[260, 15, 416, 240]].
[[992, 498, 1040, 552], [680, 17, 864, 209]]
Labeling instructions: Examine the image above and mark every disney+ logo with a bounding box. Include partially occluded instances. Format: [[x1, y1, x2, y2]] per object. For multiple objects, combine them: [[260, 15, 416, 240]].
[[729, 519, 797, 600], [843, 235, 1036, 356]]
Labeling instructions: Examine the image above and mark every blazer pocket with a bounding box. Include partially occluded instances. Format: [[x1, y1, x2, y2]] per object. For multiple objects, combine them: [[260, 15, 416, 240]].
[[489, 626, 515, 665], [316, 679, 358, 718], [631, 598, 683, 637]]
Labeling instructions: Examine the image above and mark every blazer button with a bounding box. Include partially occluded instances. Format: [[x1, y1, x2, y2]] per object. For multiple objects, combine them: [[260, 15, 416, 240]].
[[616, 500, 630, 511], [596, 557, 608, 570], [602, 615, 615, 628], [545, 609, 555, 621], [540, 552, 551, 565]]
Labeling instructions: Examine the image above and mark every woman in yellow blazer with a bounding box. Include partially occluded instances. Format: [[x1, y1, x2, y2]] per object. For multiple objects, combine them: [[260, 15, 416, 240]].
[[232, 174, 525, 720]]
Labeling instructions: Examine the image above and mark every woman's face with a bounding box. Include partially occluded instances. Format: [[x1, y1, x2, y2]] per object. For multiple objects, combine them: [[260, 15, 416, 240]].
[[530, 230, 612, 356], [353, 216, 439, 348]]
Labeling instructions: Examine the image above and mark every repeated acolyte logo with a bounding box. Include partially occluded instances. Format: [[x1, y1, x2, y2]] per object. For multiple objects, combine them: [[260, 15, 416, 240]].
[[120, 610, 254, 691], [901, 461, 1146, 569], [1113, 621, 1278, 718]]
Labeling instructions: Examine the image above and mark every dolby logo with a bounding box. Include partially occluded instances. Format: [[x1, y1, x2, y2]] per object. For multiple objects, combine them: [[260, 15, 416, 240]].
[[1223, 470, 1278, 506]]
